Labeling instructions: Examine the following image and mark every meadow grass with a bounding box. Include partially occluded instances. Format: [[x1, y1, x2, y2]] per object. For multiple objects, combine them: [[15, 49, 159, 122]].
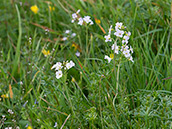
[[0, 0, 172, 128]]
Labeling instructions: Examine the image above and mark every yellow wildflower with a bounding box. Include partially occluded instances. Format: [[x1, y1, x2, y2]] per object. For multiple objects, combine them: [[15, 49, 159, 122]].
[[30, 5, 39, 14], [1, 94, 9, 98], [27, 126, 32, 129], [110, 54, 114, 59], [42, 48, 50, 57], [71, 77, 75, 82], [49, 6, 55, 12], [95, 19, 101, 24]]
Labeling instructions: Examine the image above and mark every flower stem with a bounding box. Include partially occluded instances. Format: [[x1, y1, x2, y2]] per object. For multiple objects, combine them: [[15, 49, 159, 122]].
[[116, 61, 120, 92], [113, 60, 121, 105]]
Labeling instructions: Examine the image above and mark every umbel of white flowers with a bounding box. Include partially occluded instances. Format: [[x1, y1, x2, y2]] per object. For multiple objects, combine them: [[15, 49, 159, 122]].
[[104, 22, 134, 63], [51, 60, 75, 79]]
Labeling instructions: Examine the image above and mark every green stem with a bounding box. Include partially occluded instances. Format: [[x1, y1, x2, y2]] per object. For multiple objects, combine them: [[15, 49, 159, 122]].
[[84, 25, 88, 66], [116, 61, 120, 92], [113, 60, 121, 105]]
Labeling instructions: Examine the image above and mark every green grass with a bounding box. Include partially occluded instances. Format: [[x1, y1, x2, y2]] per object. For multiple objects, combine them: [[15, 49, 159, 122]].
[[0, 0, 172, 128]]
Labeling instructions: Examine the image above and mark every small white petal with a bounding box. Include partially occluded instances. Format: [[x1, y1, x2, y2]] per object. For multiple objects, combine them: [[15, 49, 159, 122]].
[[104, 55, 112, 63], [75, 51, 80, 57]]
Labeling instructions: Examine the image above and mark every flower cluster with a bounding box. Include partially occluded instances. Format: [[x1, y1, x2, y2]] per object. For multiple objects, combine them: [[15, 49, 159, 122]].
[[104, 22, 134, 63], [51, 60, 75, 79], [62, 30, 76, 41], [71, 10, 94, 26]]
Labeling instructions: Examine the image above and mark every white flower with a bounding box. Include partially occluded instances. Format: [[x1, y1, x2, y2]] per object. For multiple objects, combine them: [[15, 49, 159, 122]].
[[83, 16, 93, 25], [62, 37, 67, 41], [51, 62, 63, 71], [56, 70, 63, 79], [16, 126, 20, 129], [89, 20, 94, 25], [71, 13, 77, 23], [71, 10, 80, 23], [65, 30, 70, 34], [75, 51, 80, 57], [71, 33, 76, 37], [72, 13, 77, 19], [78, 17, 83, 25], [111, 43, 119, 54], [65, 60, 75, 69], [114, 29, 124, 38], [104, 35, 112, 42], [71, 19, 75, 23], [5, 127, 12, 129], [115, 22, 123, 30], [122, 35, 130, 44], [104, 55, 112, 63], [121, 45, 129, 52], [54, 122, 57, 127], [126, 31, 131, 36], [83, 16, 91, 23], [123, 49, 131, 58], [129, 56, 134, 62]]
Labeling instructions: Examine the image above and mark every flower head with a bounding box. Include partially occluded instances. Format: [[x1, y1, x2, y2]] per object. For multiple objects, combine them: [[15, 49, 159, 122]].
[[75, 51, 80, 57], [83, 16, 91, 23], [65, 60, 75, 69], [71, 9, 80, 23], [30, 5, 39, 14], [51, 62, 63, 71], [65, 30, 70, 34], [104, 55, 112, 63], [62, 37, 67, 41], [42, 48, 50, 57], [123, 49, 131, 58], [104, 35, 112, 42], [115, 22, 123, 31], [78, 17, 84, 25], [111, 43, 119, 54], [122, 35, 130, 44], [71, 33, 76, 37], [27, 126, 32, 129], [114, 29, 124, 38], [56, 70, 63, 79]]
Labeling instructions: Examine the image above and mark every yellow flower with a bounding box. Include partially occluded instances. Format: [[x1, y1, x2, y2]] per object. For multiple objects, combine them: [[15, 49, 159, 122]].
[[30, 5, 39, 14], [27, 126, 32, 129], [42, 48, 50, 57], [49, 6, 55, 12], [110, 54, 114, 59], [71, 77, 75, 82], [1, 94, 9, 98], [95, 19, 101, 24]]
